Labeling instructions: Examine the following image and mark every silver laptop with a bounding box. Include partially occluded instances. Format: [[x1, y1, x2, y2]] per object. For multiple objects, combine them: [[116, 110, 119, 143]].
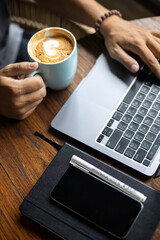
[[51, 52, 160, 176]]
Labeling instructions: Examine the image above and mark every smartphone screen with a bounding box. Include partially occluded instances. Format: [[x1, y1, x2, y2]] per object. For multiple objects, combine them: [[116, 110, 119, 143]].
[[50, 166, 143, 239]]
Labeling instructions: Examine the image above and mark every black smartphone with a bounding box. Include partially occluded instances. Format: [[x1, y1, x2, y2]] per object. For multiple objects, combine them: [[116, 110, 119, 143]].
[[50, 166, 143, 239]]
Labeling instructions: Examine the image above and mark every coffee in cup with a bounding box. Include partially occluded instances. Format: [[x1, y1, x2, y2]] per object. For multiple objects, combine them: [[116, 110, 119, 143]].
[[29, 29, 74, 64], [27, 27, 77, 90]]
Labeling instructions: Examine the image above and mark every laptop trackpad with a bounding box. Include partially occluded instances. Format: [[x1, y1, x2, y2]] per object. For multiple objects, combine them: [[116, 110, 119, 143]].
[[78, 53, 135, 110], [51, 53, 136, 143]]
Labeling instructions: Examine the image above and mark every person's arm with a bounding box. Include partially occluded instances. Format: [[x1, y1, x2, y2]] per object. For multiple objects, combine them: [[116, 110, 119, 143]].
[[36, 0, 160, 79], [0, 62, 46, 119], [37, 0, 107, 27]]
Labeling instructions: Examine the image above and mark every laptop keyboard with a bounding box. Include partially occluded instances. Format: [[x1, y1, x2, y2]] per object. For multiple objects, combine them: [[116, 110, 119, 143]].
[[96, 62, 160, 167]]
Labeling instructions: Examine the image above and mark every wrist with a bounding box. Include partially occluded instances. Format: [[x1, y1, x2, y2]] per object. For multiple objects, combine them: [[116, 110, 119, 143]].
[[95, 10, 122, 38], [101, 15, 121, 35]]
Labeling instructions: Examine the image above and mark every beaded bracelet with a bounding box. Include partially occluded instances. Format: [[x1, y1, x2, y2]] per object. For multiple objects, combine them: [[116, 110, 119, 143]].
[[95, 10, 122, 38]]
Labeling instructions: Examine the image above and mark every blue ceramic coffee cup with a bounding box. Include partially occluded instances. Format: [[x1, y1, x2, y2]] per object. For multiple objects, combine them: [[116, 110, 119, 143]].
[[27, 27, 77, 90]]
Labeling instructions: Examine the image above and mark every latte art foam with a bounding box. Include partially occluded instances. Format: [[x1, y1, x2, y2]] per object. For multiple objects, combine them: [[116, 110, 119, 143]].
[[34, 36, 73, 63], [43, 39, 59, 55]]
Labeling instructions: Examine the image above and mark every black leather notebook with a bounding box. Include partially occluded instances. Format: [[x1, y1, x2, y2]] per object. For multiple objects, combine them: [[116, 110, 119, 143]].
[[19, 143, 160, 240]]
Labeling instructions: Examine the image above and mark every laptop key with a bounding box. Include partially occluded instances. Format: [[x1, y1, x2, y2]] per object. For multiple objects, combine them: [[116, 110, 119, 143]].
[[134, 132, 145, 142], [146, 133, 160, 160], [152, 102, 160, 111], [138, 107, 148, 117], [143, 159, 150, 167], [115, 137, 130, 154], [102, 127, 113, 137], [129, 122, 139, 131], [150, 124, 160, 134], [129, 140, 140, 150], [155, 116, 160, 125], [144, 80, 152, 87], [143, 116, 154, 126], [140, 85, 150, 94], [139, 124, 149, 134], [151, 85, 160, 95], [147, 93, 156, 101], [117, 121, 128, 131], [148, 109, 158, 118], [117, 102, 128, 113], [131, 99, 141, 108], [123, 80, 142, 104], [136, 92, 145, 101], [145, 132, 156, 142], [124, 148, 135, 158], [107, 119, 114, 127], [141, 140, 152, 151], [133, 114, 144, 124], [133, 148, 147, 163], [122, 114, 132, 123], [106, 129, 123, 149], [124, 129, 134, 139], [142, 100, 152, 108], [156, 95, 160, 102], [127, 106, 137, 116], [112, 111, 123, 121], [97, 134, 104, 143]]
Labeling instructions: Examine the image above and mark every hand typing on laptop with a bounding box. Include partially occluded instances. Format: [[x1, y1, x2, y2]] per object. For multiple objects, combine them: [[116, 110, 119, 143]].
[[100, 16, 160, 78], [54, 0, 160, 79]]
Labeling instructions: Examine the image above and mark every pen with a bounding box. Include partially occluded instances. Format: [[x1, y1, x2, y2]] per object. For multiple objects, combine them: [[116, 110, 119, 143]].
[[70, 155, 147, 203]]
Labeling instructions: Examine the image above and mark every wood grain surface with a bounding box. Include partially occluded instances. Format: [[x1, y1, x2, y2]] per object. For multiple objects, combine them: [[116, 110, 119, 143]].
[[0, 16, 160, 240]]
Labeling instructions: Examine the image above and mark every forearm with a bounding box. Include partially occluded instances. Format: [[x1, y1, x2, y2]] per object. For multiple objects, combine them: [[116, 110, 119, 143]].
[[36, 0, 108, 28]]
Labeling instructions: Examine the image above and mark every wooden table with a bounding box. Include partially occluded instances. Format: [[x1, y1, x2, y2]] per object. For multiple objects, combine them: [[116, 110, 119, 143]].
[[0, 16, 160, 240]]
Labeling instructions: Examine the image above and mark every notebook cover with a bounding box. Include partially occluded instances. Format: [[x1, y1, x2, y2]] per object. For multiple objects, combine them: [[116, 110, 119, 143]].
[[19, 143, 160, 240]]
